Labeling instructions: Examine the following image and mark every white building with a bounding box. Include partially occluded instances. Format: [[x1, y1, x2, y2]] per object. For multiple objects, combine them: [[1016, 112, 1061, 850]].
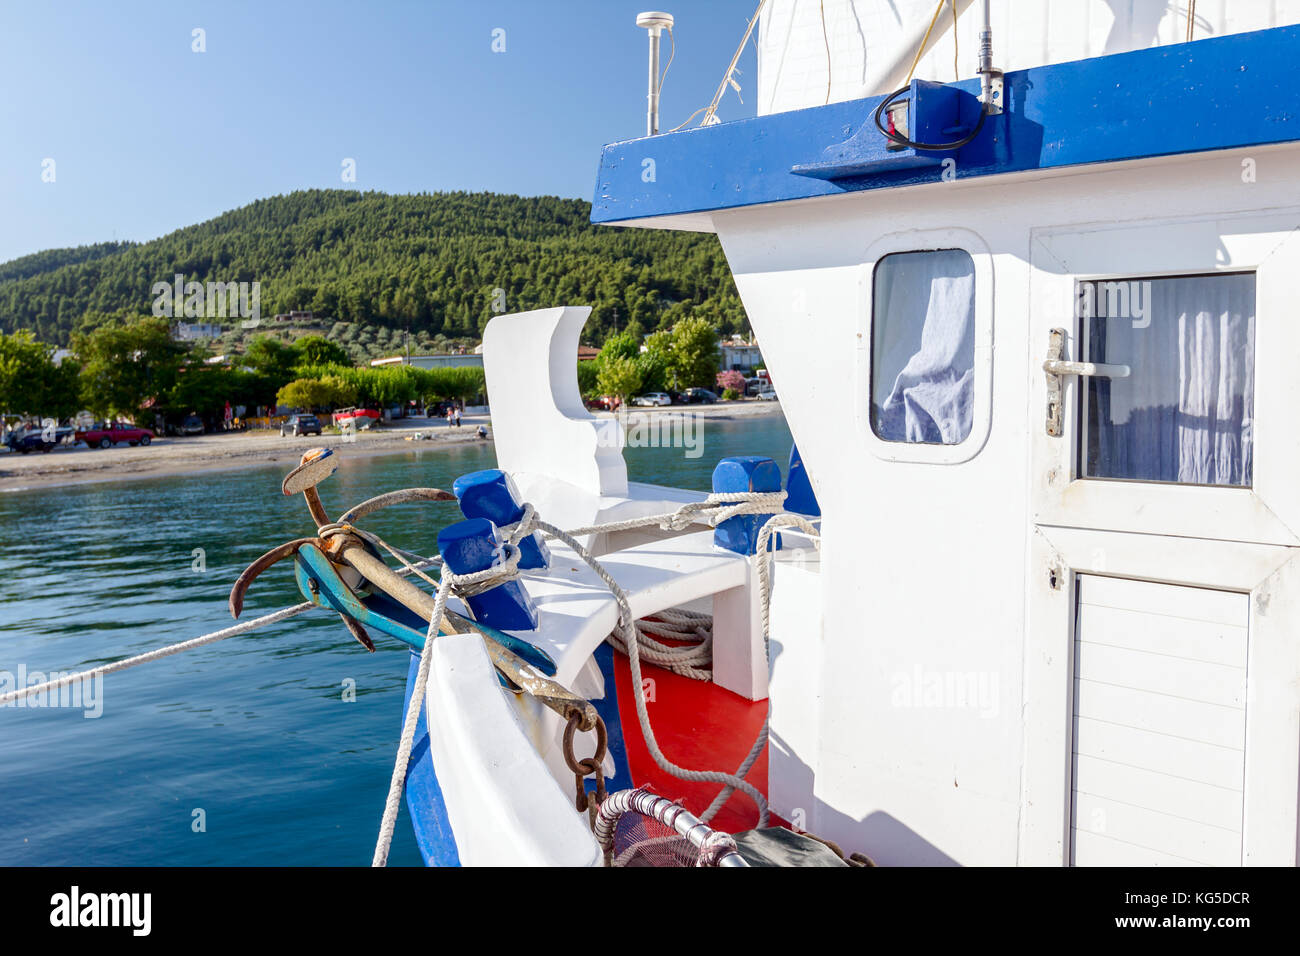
[[719, 337, 763, 371], [370, 353, 484, 370]]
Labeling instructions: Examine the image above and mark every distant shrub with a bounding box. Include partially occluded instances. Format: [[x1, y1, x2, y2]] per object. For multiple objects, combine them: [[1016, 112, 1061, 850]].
[[716, 369, 746, 393]]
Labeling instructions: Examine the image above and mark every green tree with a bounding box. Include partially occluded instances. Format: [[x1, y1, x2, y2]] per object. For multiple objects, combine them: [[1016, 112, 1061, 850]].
[[276, 375, 356, 411], [595, 355, 641, 405], [670, 317, 720, 389], [596, 330, 640, 365], [293, 335, 351, 369], [576, 359, 599, 397], [72, 317, 185, 419], [243, 335, 299, 383], [0, 330, 79, 418]]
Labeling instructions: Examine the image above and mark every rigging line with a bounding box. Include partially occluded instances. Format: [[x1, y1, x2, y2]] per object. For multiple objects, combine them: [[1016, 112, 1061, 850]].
[[905, 0, 949, 85], [951, 0, 959, 80], [1187, 0, 1197, 42], [820, 0, 831, 104], [697, 0, 770, 128]]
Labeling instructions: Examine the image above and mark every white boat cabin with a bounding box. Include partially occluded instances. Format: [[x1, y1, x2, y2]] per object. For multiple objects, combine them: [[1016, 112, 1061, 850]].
[[578, 1, 1300, 865]]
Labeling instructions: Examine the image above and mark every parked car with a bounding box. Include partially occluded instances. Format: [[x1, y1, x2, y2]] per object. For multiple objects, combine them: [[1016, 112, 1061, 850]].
[[634, 392, 673, 407], [3, 424, 70, 454], [684, 388, 719, 404], [180, 415, 205, 436], [583, 396, 613, 411], [333, 407, 381, 429], [281, 414, 322, 437], [755, 385, 778, 401], [75, 422, 154, 448]]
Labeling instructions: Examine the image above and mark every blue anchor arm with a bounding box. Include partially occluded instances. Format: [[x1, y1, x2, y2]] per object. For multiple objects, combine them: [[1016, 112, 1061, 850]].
[[291, 543, 557, 679]]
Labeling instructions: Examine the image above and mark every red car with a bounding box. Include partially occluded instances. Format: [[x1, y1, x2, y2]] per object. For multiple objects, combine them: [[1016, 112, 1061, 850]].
[[75, 422, 154, 449]]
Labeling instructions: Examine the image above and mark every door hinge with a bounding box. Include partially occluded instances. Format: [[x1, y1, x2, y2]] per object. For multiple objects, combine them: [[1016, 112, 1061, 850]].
[[1043, 328, 1131, 437]]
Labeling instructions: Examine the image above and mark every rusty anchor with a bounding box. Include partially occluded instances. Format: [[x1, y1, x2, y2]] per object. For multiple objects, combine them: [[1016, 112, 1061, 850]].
[[227, 448, 592, 727]]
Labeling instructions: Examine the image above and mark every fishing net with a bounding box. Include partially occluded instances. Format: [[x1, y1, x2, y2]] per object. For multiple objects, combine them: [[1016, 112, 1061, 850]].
[[595, 788, 745, 867], [609, 811, 699, 867]]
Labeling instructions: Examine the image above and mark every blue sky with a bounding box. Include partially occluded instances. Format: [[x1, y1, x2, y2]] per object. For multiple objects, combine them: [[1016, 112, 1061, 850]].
[[0, 0, 759, 263]]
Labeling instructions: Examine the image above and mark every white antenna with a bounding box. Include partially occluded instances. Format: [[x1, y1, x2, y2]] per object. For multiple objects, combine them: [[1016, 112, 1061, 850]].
[[637, 11, 674, 135]]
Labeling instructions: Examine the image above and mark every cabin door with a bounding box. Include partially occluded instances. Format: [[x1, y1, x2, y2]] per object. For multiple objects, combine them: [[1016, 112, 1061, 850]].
[[1021, 212, 1300, 866]]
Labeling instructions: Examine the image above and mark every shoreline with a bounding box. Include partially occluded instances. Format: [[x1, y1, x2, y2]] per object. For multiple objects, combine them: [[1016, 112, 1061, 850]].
[[0, 401, 784, 494]]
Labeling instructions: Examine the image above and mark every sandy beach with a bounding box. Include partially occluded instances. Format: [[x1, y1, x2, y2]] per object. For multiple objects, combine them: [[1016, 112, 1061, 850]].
[[0, 401, 784, 493]]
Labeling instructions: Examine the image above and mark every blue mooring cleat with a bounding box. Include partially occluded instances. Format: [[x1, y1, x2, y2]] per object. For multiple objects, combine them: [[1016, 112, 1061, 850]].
[[436, 517, 539, 632], [451, 469, 551, 570], [712, 456, 782, 555]]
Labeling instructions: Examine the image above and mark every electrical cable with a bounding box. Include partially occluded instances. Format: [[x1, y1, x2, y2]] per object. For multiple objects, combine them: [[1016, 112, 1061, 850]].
[[872, 83, 987, 151]]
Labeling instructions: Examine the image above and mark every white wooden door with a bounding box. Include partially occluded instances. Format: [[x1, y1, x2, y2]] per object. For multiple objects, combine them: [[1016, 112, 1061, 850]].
[[1020, 211, 1300, 866], [1070, 575, 1248, 866]]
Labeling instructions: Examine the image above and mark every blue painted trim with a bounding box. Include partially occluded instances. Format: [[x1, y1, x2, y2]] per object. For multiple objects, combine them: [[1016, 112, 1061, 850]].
[[402, 649, 461, 867], [589, 643, 633, 799], [592, 25, 1300, 224]]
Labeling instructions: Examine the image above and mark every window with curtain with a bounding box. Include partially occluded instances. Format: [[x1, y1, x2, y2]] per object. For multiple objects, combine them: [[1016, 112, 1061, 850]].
[[870, 249, 976, 445], [1080, 272, 1255, 487]]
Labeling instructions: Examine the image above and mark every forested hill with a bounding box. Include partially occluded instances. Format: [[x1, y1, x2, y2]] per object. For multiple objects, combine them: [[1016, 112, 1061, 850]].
[[0, 190, 748, 346], [0, 241, 138, 283]]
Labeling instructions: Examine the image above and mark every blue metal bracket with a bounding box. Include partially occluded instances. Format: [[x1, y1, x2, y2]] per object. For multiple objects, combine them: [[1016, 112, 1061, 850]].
[[791, 80, 975, 179], [785, 443, 821, 517]]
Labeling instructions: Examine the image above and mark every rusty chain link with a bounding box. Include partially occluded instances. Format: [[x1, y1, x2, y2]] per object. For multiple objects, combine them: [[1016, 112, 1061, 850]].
[[563, 710, 608, 826]]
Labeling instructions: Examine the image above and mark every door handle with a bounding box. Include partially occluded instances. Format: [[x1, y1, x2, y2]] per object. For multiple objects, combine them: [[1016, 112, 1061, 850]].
[[1044, 328, 1130, 437]]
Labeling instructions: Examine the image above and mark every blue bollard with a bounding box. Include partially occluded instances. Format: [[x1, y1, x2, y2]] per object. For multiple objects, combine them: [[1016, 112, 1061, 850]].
[[451, 468, 551, 570], [785, 443, 821, 517], [712, 456, 782, 555], [437, 517, 539, 632]]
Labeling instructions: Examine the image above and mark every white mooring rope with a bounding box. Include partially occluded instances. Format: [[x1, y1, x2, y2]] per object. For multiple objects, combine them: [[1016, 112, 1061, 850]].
[[0, 602, 315, 707], [370, 541, 524, 867]]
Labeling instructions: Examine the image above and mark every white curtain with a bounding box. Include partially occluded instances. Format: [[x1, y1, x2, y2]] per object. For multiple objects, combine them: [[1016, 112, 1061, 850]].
[[872, 250, 976, 444], [1088, 274, 1254, 486]]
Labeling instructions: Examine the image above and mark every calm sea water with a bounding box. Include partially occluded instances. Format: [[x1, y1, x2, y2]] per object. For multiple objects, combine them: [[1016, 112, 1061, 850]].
[[0, 412, 791, 866]]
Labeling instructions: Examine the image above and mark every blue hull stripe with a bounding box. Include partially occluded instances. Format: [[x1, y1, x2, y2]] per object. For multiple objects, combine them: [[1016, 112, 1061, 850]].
[[588, 643, 633, 800], [402, 649, 461, 867], [401, 643, 633, 864]]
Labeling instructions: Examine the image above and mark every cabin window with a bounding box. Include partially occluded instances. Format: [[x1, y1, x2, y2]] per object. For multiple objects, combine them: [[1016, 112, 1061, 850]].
[[870, 249, 976, 444], [1079, 273, 1256, 487]]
